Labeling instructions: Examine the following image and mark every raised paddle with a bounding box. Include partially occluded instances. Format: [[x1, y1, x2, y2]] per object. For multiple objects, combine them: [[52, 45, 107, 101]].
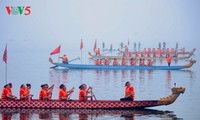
[[67, 87, 75, 100], [68, 57, 80, 63], [91, 90, 97, 100]]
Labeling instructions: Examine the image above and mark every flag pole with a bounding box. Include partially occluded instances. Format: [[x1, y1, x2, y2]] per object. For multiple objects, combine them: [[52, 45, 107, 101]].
[[3, 44, 8, 84], [5, 63, 7, 84], [81, 49, 82, 64], [80, 39, 83, 64]]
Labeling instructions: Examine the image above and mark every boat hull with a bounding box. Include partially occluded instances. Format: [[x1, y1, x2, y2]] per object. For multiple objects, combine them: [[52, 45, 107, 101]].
[[0, 99, 159, 109], [54, 63, 184, 70]]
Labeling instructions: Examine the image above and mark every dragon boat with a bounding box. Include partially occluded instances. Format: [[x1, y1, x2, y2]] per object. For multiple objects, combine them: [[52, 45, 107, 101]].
[[49, 57, 196, 70], [89, 48, 196, 60], [0, 87, 185, 109]]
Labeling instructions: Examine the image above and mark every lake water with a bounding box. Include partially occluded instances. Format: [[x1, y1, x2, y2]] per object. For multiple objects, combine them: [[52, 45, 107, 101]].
[[0, 48, 199, 120]]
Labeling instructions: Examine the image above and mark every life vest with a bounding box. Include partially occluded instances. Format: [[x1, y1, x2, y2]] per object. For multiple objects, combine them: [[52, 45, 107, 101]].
[[1, 88, 8, 99], [59, 89, 67, 100], [25, 88, 30, 95], [166, 56, 171, 63], [8, 88, 12, 94], [95, 49, 100, 55], [139, 60, 144, 66], [96, 59, 101, 65], [79, 90, 87, 101], [121, 60, 126, 66], [130, 59, 136, 66], [104, 60, 110, 65], [39, 89, 48, 100], [113, 60, 118, 65], [125, 86, 135, 99], [147, 60, 152, 66], [62, 56, 68, 62], [20, 88, 28, 100]]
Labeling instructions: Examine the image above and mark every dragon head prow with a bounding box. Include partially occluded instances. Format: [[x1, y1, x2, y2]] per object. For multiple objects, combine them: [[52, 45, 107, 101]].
[[171, 87, 185, 94]]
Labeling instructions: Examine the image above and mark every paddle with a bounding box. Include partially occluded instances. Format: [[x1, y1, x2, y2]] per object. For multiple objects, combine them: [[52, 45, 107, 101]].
[[91, 89, 97, 100], [67, 87, 75, 100], [68, 57, 80, 63]]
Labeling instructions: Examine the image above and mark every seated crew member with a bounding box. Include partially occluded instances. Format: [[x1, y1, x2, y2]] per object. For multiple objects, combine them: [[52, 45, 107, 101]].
[[59, 84, 74, 100], [26, 83, 33, 99], [129, 58, 136, 66], [112, 58, 119, 66], [60, 54, 68, 64], [19, 84, 33, 100], [120, 81, 135, 101], [8, 83, 13, 94], [1, 84, 17, 100], [121, 58, 127, 66], [104, 58, 110, 65], [95, 59, 102, 65], [39, 84, 54, 100], [78, 84, 93, 101], [147, 59, 153, 66], [139, 58, 145, 66]]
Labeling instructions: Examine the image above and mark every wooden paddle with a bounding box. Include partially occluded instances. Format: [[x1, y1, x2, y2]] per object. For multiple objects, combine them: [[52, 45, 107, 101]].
[[68, 57, 80, 63], [91, 90, 97, 100], [67, 87, 75, 100]]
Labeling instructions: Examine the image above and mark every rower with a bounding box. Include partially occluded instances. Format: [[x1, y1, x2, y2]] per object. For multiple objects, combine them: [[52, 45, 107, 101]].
[[26, 83, 34, 100], [39, 84, 54, 100], [139, 58, 145, 66], [147, 59, 153, 66], [1, 84, 17, 100], [104, 58, 110, 65], [121, 58, 127, 66], [78, 84, 93, 101], [112, 58, 119, 66], [96, 59, 102, 65], [20, 84, 32, 100], [60, 54, 68, 64], [59, 84, 74, 100], [129, 58, 136, 66]]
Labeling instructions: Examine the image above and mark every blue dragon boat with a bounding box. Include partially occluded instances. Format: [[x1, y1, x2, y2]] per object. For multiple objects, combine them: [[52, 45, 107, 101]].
[[49, 58, 196, 70]]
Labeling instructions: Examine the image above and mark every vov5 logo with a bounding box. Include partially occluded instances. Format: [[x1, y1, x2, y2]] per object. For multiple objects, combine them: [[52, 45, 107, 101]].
[[6, 6, 31, 16]]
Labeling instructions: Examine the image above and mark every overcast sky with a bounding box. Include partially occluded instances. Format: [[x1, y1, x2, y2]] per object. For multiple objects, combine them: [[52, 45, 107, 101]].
[[0, 0, 200, 51]]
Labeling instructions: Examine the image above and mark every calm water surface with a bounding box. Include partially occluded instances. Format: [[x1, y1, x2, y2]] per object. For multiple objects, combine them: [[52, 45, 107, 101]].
[[0, 49, 199, 120]]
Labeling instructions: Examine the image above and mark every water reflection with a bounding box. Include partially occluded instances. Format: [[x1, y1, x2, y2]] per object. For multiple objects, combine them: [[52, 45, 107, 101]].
[[49, 69, 194, 89], [49, 69, 195, 100], [0, 108, 181, 120]]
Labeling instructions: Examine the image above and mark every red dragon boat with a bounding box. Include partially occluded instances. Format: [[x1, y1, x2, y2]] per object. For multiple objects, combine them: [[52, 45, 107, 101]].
[[0, 87, 185, 109]]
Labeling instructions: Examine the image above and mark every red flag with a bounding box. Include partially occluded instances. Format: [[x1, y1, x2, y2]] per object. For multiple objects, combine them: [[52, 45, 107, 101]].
[[80, 39, 83, 50], [50, 45, 61, 55], [93, 40, 97, 52], [3, 44, 7, 64]]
